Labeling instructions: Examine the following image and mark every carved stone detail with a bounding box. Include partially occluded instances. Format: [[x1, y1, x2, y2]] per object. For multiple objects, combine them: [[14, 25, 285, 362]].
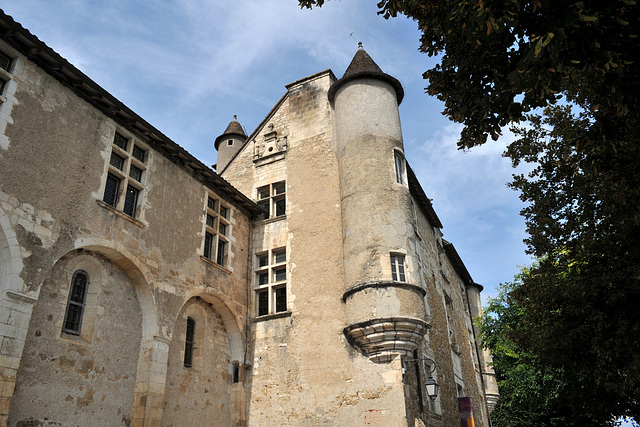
[[343, 316, 430, 363]]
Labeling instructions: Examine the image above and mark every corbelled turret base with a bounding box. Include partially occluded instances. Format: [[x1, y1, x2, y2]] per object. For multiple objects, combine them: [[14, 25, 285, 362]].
[[344, 316, 430, 363]]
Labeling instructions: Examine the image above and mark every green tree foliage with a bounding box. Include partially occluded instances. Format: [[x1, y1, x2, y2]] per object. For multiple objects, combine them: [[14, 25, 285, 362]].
[[298, 0, 638, 148], [505, 105, 640, 422], [482, 271, 634, 426]]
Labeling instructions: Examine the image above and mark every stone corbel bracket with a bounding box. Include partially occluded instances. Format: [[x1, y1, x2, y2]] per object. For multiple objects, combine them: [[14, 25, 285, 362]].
[[344, 316, 430, 363]]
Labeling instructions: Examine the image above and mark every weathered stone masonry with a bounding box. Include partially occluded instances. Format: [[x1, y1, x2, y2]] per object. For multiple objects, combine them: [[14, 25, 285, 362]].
[[0, 10, 497, 427]]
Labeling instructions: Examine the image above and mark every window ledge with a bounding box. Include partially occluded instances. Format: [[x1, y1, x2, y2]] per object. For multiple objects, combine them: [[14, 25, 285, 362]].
[[199, 255, 232, 274], [256, 215, 286, 225], [252, 311, 292, 323], [96, 199, 145, 228], [59, 331, 92, 346], [0, 68, 11, 80]]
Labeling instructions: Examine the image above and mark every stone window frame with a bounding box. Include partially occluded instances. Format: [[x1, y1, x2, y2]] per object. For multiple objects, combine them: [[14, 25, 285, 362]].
[[444, 293, 461, 355], [256, 181, 286, 220], [254, 247, 288, 317], [180, 302, 207, 372], [62, 270, 89, 335], [202, 194, 232, 268], [58, 254, 106, 345], [0, 49, 13, 98], [394, 149, 408, 186], [100, 130, 149, 220], [0, 44, 19, 151], [183, 316, 196, 368], [390, 253, 407, 282]]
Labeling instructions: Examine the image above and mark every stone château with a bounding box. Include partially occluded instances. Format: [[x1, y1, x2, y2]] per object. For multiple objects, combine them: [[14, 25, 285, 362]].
[[0, 9, 498, 427]]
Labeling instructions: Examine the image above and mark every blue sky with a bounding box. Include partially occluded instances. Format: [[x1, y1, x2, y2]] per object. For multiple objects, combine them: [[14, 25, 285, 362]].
[[2, 1, 534, 302]]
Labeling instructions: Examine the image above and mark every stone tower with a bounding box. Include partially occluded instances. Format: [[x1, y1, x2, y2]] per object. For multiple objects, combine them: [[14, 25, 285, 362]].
[[214, 115, 247, 172], [330, 43, 430, 363]]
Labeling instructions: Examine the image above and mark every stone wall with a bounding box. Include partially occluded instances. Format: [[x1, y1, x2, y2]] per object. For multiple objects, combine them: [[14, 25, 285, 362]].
[[0, 38, 252, 427]]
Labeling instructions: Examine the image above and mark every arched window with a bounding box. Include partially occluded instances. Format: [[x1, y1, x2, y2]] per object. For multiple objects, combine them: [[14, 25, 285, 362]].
[[62, 270, 89, 335], [184, 317, 196, 367], [394, 150, 407, 185]]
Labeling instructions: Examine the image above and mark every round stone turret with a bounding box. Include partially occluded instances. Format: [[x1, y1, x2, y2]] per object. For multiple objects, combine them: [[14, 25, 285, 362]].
[[331, 44, 429, 363], [214, 115, 247, 173]]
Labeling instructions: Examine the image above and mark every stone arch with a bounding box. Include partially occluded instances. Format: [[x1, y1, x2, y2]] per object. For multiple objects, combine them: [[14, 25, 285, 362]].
[[182, 287, 245, 363], [0, 208, 24, 293], [9, 246, 145, 427], [162, 295, 236, 426], [72, 236, 157, 340]]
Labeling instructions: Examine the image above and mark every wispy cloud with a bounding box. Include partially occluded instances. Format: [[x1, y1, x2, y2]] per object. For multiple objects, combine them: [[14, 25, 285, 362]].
[[2, 0, 534, 295]]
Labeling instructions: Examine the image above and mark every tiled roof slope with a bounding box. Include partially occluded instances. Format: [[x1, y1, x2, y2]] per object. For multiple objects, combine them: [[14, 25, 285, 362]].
[[328, 43, 404, 105]]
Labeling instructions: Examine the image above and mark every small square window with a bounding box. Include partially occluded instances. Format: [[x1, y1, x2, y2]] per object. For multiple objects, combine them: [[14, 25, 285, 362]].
[[207, 198, 217, 211], [258, 272, 269, 286], [273, 182, 286, 195], [274, 250, 286, 264], [274, 268, 286, 282], [113, 132, 129, 151], [258, 187, 270, 200], [0, 51, 12, 72], [132, 145, 146, 162], [258, 254, 268, 267], [220, 206, 229, 219], [206, 214, 216, 228], [219, 223, 227, 236], [129, 165, 143, 182], [227, 139, 234, 146], [110, 153, 125, 170]]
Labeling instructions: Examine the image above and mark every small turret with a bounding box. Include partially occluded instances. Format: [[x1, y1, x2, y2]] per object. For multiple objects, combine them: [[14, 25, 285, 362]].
[[214, 115, 247, 173]]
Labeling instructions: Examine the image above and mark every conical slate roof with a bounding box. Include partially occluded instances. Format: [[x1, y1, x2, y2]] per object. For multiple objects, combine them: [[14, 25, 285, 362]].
[[343, 44, 385, 77], [328, 43, 404, 105], [215, 115, 247, 150]]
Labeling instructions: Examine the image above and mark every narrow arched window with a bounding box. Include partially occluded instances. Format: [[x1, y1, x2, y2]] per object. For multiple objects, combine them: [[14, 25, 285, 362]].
[[184, 317, 195, 367], [62, 270, 89, 335], [394, 150, 407, 185]]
